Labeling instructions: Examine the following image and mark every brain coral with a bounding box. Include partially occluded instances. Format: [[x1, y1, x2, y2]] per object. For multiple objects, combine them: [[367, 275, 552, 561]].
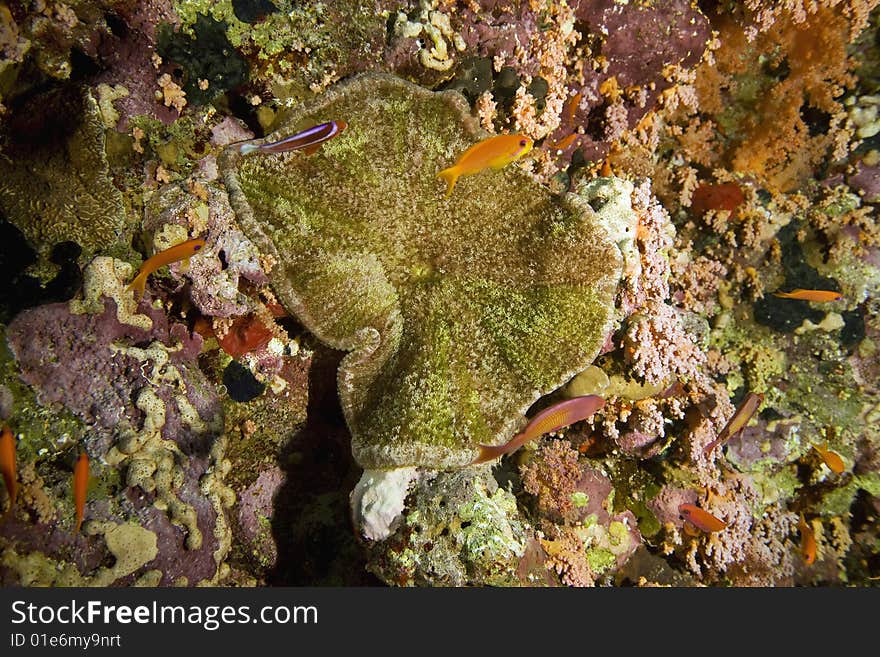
[[221, 73, 622, 470]]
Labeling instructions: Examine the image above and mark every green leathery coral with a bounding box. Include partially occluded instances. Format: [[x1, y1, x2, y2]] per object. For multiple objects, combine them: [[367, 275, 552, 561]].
[[220, 73, 622, 469]]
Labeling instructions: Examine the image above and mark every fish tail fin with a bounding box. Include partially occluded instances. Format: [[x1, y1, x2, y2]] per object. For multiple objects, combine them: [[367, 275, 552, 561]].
[[127, 273, 146, 301], [2, 483, 16, 519], [74, 515, 83, 533], [239, 143, 260, 156], [436, 166, 459, 198], [471, 444, 503, 465]]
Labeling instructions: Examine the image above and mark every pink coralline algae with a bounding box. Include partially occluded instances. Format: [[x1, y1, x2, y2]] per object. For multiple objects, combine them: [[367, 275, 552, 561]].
[[847, 161, 880, 202], [5, 298, 228, 585], [521, 439, 583, 524], [7, 299, 208, 435], [390, 1, 711, 167], [648, 486, 699, 529], [236, 466, 285, 569], [670, 254, 729, 318], [724, 420, 798, 471], [520, 440, 642, 585], [93, 0, 183, 129], [142, 182, 269, 318], [624, 302, 706, 385], [673, 474, 797, 585], [553, 0, 711, 163]]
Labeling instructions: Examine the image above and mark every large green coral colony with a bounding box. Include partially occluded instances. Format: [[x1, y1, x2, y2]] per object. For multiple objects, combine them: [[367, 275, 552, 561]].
[[221, 73, 622, 469]]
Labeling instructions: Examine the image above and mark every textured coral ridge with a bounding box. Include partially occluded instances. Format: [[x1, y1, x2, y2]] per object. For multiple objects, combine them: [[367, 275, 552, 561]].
[[221, 73, 622, 469], [0, 87, 127, 258], [2, 281, 232, 586]]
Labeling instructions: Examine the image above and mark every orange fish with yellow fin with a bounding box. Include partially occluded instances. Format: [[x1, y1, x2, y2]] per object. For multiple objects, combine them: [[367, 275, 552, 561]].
[[772, 289, 842, 302], [812, 443, 846, 474], [128, 238, 207, 300], [679, 503, 727, 533], [798, 513, 817, 565], [472, 395, 604, 464], [437, 134, 533, 197]]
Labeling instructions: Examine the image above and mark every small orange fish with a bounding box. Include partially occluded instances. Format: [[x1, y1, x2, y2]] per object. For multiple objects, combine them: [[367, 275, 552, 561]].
[[798, 513, 816, 565], [437, 134, 533, 197], [73, 451, 89, 533], [703, 391, 764, 455], [565, 91, 582, 124], [772, 289, 843, 302], [472, 395, 605, 464], [548, 133, 580, 152], [128, 238, 207, 300], [0, 425, 17, 515], [679, 503, 727, 533], [812, 443, 846, 474]]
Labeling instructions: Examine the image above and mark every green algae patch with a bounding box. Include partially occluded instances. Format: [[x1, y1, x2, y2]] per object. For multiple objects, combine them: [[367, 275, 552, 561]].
[[458, 487, 525, 575], [221, 73, 622, 469], [171, 0, 391, 91], [0, 327, 89, 462]]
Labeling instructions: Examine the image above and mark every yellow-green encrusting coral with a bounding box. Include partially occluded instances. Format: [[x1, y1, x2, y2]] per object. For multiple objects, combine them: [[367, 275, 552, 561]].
[[221, 73, 622, 469], [0, 88, 128, 260]]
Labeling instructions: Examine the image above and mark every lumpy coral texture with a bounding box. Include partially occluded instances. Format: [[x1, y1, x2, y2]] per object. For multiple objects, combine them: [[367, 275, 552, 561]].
[[221, 73, 622, 469], [1, 0, 879, 589]]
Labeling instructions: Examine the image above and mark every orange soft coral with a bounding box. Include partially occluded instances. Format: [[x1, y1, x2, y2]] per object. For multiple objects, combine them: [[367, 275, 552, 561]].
[[694, 6, 870, 192]]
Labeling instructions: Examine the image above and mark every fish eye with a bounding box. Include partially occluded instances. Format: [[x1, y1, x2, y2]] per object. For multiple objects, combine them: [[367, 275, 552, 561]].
[[194, 244, 202, 251], [519, 139, 528, 146]]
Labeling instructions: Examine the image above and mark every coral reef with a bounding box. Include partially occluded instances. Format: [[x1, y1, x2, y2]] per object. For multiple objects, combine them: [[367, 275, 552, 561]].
[[2, 258, 232, 585], [1, 0, 879, 589], [220, 72, 622, 470]]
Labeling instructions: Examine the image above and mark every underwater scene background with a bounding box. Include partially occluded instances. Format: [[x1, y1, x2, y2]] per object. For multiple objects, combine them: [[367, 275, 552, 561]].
[[1, 0, 879, 587]]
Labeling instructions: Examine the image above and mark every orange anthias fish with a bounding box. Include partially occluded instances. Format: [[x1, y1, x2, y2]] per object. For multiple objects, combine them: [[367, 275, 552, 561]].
[[548, 132, 580, 152], [239, 120, 348, 156], [128, 237, 207, 300], [703, 391, 764, 455], [812, 443, 846, 474], [73, 451, 89, 533], [472, 395, 605, 464], [772, 288, 843, 302], [436, 134, 534, 197], [565, 91, 582, 124], [679, 503, 727, 533], [798, 514, 817, 565], [0, 425, 18, 515]]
